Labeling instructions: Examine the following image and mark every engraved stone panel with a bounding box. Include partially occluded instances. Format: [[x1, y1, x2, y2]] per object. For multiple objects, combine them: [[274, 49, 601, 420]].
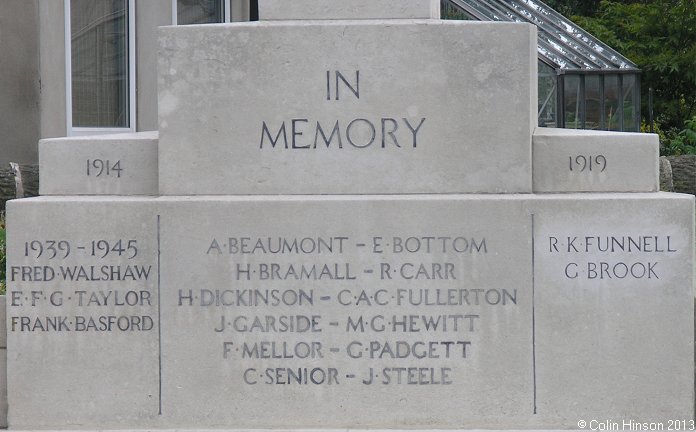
[[6, 198, 160, 429], [158, 21, 537, 195], [6, 194, 693, 429], [533, 128, 659, 193], [259, 0, 441, 20], [533, 195, 694, 427], [158, 196, 533, 428], [39, 132, 159, 196]]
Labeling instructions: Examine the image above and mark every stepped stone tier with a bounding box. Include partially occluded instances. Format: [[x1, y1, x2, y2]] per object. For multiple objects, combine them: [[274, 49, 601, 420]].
[[39, 132, 159, 196], [258, 0, 441, 20], [157, 20, 536, 195], [6, 0, 693, 431]]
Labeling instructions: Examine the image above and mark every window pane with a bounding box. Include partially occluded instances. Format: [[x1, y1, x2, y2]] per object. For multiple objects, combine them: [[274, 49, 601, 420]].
[[538, 60, 557, 127], [178, 0, 224, 24], [604, 74, 620, 131], [563, 75, 582, 129], [622, 74, 638, 132], [584, 75, 601, 130], [71, 0, 129, 128]]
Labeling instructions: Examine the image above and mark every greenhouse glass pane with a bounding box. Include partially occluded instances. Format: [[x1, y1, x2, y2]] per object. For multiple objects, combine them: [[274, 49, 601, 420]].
[[604, 74, 620, 131], [563, 75, 582, 129], [622, 74, 638, 132], [538, 60, 557, 127], [440, 0, 640, 72], [441, 0, 476, 19], [504, 0, 637, 70], [71, 0, 129, 128], [584, 75, 601, 130], [178, 0, 223, 24]]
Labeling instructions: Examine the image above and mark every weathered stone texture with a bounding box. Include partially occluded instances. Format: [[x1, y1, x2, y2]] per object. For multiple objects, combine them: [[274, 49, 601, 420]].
[[660, 156, 674, 192], [667, 155, 696, 195]]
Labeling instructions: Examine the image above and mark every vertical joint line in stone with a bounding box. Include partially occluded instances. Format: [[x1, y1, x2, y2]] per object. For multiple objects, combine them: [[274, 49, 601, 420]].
[[531, 213, 537, 415], [157, 214, 163, 415]]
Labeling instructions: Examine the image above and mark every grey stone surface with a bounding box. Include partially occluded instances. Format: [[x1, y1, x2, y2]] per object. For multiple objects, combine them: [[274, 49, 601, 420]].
[[660, 156, 674, 192], [259, 0, 441, 20], [6, 194, 693, 429], [38, 0, 68, 139], [0, 352, 5, 429], [532, 195, 694, 423], [533, 128, 659, 192], [39, 132, 158, 196], [0, 296, 6, 347], [0, 296, 6, 429], [5, 430, 588, 432], [6, 198, 160, 428], [667, 155, 696, 196], [136, 1, 174, 132], [158, 21, 537, 195], [3, 430, 589, 432], [159, 197, 532, 428]]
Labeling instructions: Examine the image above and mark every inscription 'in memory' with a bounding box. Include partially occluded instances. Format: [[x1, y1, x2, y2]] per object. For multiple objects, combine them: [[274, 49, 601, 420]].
[[260, 70, 427, 150]]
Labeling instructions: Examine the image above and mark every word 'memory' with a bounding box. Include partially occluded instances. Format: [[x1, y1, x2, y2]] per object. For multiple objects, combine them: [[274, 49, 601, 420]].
[[260, 118, 426, 149]]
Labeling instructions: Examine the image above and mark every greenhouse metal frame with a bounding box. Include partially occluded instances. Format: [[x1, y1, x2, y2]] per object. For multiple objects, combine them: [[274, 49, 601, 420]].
[[442, 0, 642, 131]]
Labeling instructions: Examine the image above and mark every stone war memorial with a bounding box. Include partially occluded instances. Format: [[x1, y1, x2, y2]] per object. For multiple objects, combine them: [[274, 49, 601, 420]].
[[5, 0, 695, 430]]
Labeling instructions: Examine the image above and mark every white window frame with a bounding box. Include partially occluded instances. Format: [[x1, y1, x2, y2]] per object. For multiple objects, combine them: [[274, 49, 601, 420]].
[[172, 0, 232, 24], [65, 0, 137, 136]]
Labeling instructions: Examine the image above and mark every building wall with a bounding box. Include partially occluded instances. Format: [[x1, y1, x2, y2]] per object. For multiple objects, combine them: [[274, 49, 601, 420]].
[[0, 0, 40, 165], [38, 1, 68, 141], [7, 0, 250, 164], [137, 0, 174, 131], [231, 0, 252, 21]]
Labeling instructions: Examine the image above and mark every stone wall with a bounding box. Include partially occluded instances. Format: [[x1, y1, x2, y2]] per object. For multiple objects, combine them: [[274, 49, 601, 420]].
[[0, 164, 39, 211], [667, 155, 696, 196]]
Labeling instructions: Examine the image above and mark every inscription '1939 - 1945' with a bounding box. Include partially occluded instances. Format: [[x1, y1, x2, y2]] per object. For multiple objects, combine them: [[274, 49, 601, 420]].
[[260, 70, 427, 150]]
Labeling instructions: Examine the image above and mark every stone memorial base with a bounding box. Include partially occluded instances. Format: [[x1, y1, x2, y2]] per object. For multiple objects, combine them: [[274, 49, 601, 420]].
[[6, 0, 694, 429], [6, 194, 693, 430]]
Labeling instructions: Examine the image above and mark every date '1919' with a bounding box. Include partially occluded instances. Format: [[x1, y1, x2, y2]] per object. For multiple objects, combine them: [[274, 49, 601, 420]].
[[569, 155, 606, 173]]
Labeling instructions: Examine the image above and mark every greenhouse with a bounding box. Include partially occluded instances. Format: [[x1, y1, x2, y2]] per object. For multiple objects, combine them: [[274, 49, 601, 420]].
[[441, 0, 642, 131]]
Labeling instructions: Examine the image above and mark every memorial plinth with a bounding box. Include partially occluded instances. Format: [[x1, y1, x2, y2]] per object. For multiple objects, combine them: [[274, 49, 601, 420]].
[[6, 0, 694, 431], [157, 20, 536, 195], [258, 0, 441, 20]]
